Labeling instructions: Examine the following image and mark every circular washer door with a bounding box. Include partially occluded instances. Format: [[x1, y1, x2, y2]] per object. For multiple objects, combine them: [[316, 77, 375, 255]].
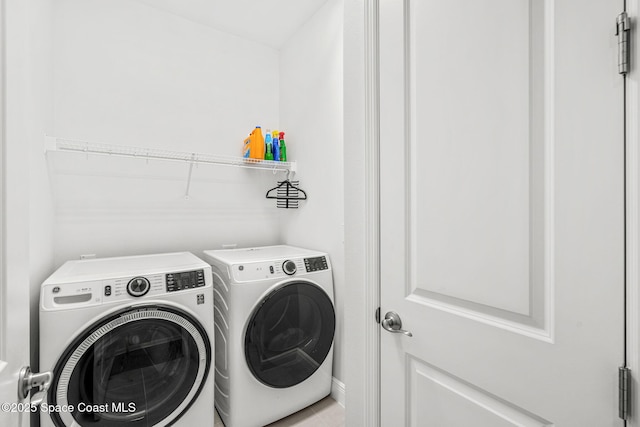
[[245, 281, 335, 388], [49, 305, 211, 427]]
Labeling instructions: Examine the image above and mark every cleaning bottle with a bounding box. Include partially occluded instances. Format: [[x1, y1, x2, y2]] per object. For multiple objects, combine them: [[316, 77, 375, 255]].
[[279, 131, 287, 162], [265, 130, 274, 161], [272, 130, 280, 161], [249, 126, 265, 160], [243, 134, 251, 158]]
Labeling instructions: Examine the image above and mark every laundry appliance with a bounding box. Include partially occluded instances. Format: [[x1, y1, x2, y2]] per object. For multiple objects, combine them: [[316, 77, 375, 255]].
[[203, 245, 335, 427], [39, 252, 214, 427]]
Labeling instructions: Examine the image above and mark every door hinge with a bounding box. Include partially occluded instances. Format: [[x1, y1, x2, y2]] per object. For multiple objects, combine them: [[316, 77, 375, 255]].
[[619, 366, 631, 420], [617, 12, 631, 75], [375, 307, 381, 324]]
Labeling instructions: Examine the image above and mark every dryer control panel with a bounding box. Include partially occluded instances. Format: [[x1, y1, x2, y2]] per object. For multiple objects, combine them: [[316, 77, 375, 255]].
[[304, 256, 328, 272], [231, 256, 331, 282]]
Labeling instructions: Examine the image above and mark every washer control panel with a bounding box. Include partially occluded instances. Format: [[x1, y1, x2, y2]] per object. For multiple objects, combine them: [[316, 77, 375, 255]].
[[166, 269, 205, 292], [41, 266, 212, 310]]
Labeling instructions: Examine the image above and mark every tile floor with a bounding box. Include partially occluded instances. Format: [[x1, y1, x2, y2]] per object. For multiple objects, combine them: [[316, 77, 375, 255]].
[[213, 397, 345, 427]]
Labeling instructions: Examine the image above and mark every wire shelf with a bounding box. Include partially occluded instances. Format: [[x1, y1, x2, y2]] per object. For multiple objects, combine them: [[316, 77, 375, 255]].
[[44, 136, 296, 174]]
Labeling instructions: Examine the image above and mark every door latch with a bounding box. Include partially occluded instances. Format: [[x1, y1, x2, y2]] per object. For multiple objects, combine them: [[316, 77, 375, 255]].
[[18, 366, 52, 407], [381, 311, 413, 337]]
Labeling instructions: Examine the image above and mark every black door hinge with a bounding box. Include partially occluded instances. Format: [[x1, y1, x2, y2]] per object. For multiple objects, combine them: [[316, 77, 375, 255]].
[[617, 12, 631, 75], [620, 366, 631, 420]]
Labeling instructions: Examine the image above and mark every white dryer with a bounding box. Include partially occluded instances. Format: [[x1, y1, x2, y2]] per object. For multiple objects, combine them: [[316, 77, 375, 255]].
[[203, 245, 335, 427], [39, 252, 214, 427]]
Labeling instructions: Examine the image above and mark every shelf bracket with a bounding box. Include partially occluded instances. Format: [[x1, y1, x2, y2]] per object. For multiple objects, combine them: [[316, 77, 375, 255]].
[[44, 136, 57, 152], [286, 162, 297, 181], [185, 154, 196, 199]]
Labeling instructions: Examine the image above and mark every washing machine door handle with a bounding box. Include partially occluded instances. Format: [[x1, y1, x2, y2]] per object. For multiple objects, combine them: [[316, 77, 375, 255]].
[[18, 366, 52, 407]]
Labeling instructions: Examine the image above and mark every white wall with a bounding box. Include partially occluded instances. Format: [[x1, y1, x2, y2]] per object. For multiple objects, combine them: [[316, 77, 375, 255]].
[[49, 0, 348, 404], [279, 0, 344, 386], [50, 0, 285, 265]]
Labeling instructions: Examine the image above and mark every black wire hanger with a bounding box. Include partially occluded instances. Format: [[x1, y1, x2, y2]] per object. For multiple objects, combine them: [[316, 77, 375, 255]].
[[265, 180, 307, 200], [266, 179, 307, 208]]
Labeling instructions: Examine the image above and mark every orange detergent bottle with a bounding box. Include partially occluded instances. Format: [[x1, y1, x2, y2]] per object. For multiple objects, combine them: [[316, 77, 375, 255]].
[[249, 126, 265, 160]]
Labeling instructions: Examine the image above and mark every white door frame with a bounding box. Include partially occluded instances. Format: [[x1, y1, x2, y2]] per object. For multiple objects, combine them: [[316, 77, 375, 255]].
[[1, 0, 4, 355], [344, 0, 381, 425], [344, 1, 638, 425]]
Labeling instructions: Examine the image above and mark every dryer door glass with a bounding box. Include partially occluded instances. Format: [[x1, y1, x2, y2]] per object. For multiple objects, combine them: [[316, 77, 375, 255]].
[[48, 306, 211, 427], [245, 281, 335, 388]]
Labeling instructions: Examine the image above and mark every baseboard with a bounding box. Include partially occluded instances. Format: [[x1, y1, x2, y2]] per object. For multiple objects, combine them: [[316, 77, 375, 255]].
[[331, 377, 346, 407]]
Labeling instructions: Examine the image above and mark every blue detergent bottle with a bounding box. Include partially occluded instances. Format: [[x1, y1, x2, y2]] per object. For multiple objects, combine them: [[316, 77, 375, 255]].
[[272, 130, 280, 161]]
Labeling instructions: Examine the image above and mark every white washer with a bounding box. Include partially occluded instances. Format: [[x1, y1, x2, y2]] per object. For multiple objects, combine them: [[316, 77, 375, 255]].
[[39, 252, 214, 427], [203, 245, 335, 427]]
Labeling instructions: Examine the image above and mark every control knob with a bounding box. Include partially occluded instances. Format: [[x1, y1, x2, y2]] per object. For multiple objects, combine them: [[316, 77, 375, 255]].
[[283, 260, 297, 276], [127, 277, 150, 297]]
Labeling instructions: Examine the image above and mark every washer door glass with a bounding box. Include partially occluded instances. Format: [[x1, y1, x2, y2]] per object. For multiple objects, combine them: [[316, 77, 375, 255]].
[[49, 306, 211, 427], [245, 281, 335, 388]]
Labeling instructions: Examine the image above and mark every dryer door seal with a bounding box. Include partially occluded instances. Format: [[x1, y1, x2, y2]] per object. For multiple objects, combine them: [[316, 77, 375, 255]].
[[244, 281, 335, 388], [48, 305, 211, 427]]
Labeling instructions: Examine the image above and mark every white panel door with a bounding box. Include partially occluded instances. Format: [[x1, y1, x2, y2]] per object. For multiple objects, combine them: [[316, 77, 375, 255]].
[[0, 0, 36, 424], [380, 0, 624, 426]]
